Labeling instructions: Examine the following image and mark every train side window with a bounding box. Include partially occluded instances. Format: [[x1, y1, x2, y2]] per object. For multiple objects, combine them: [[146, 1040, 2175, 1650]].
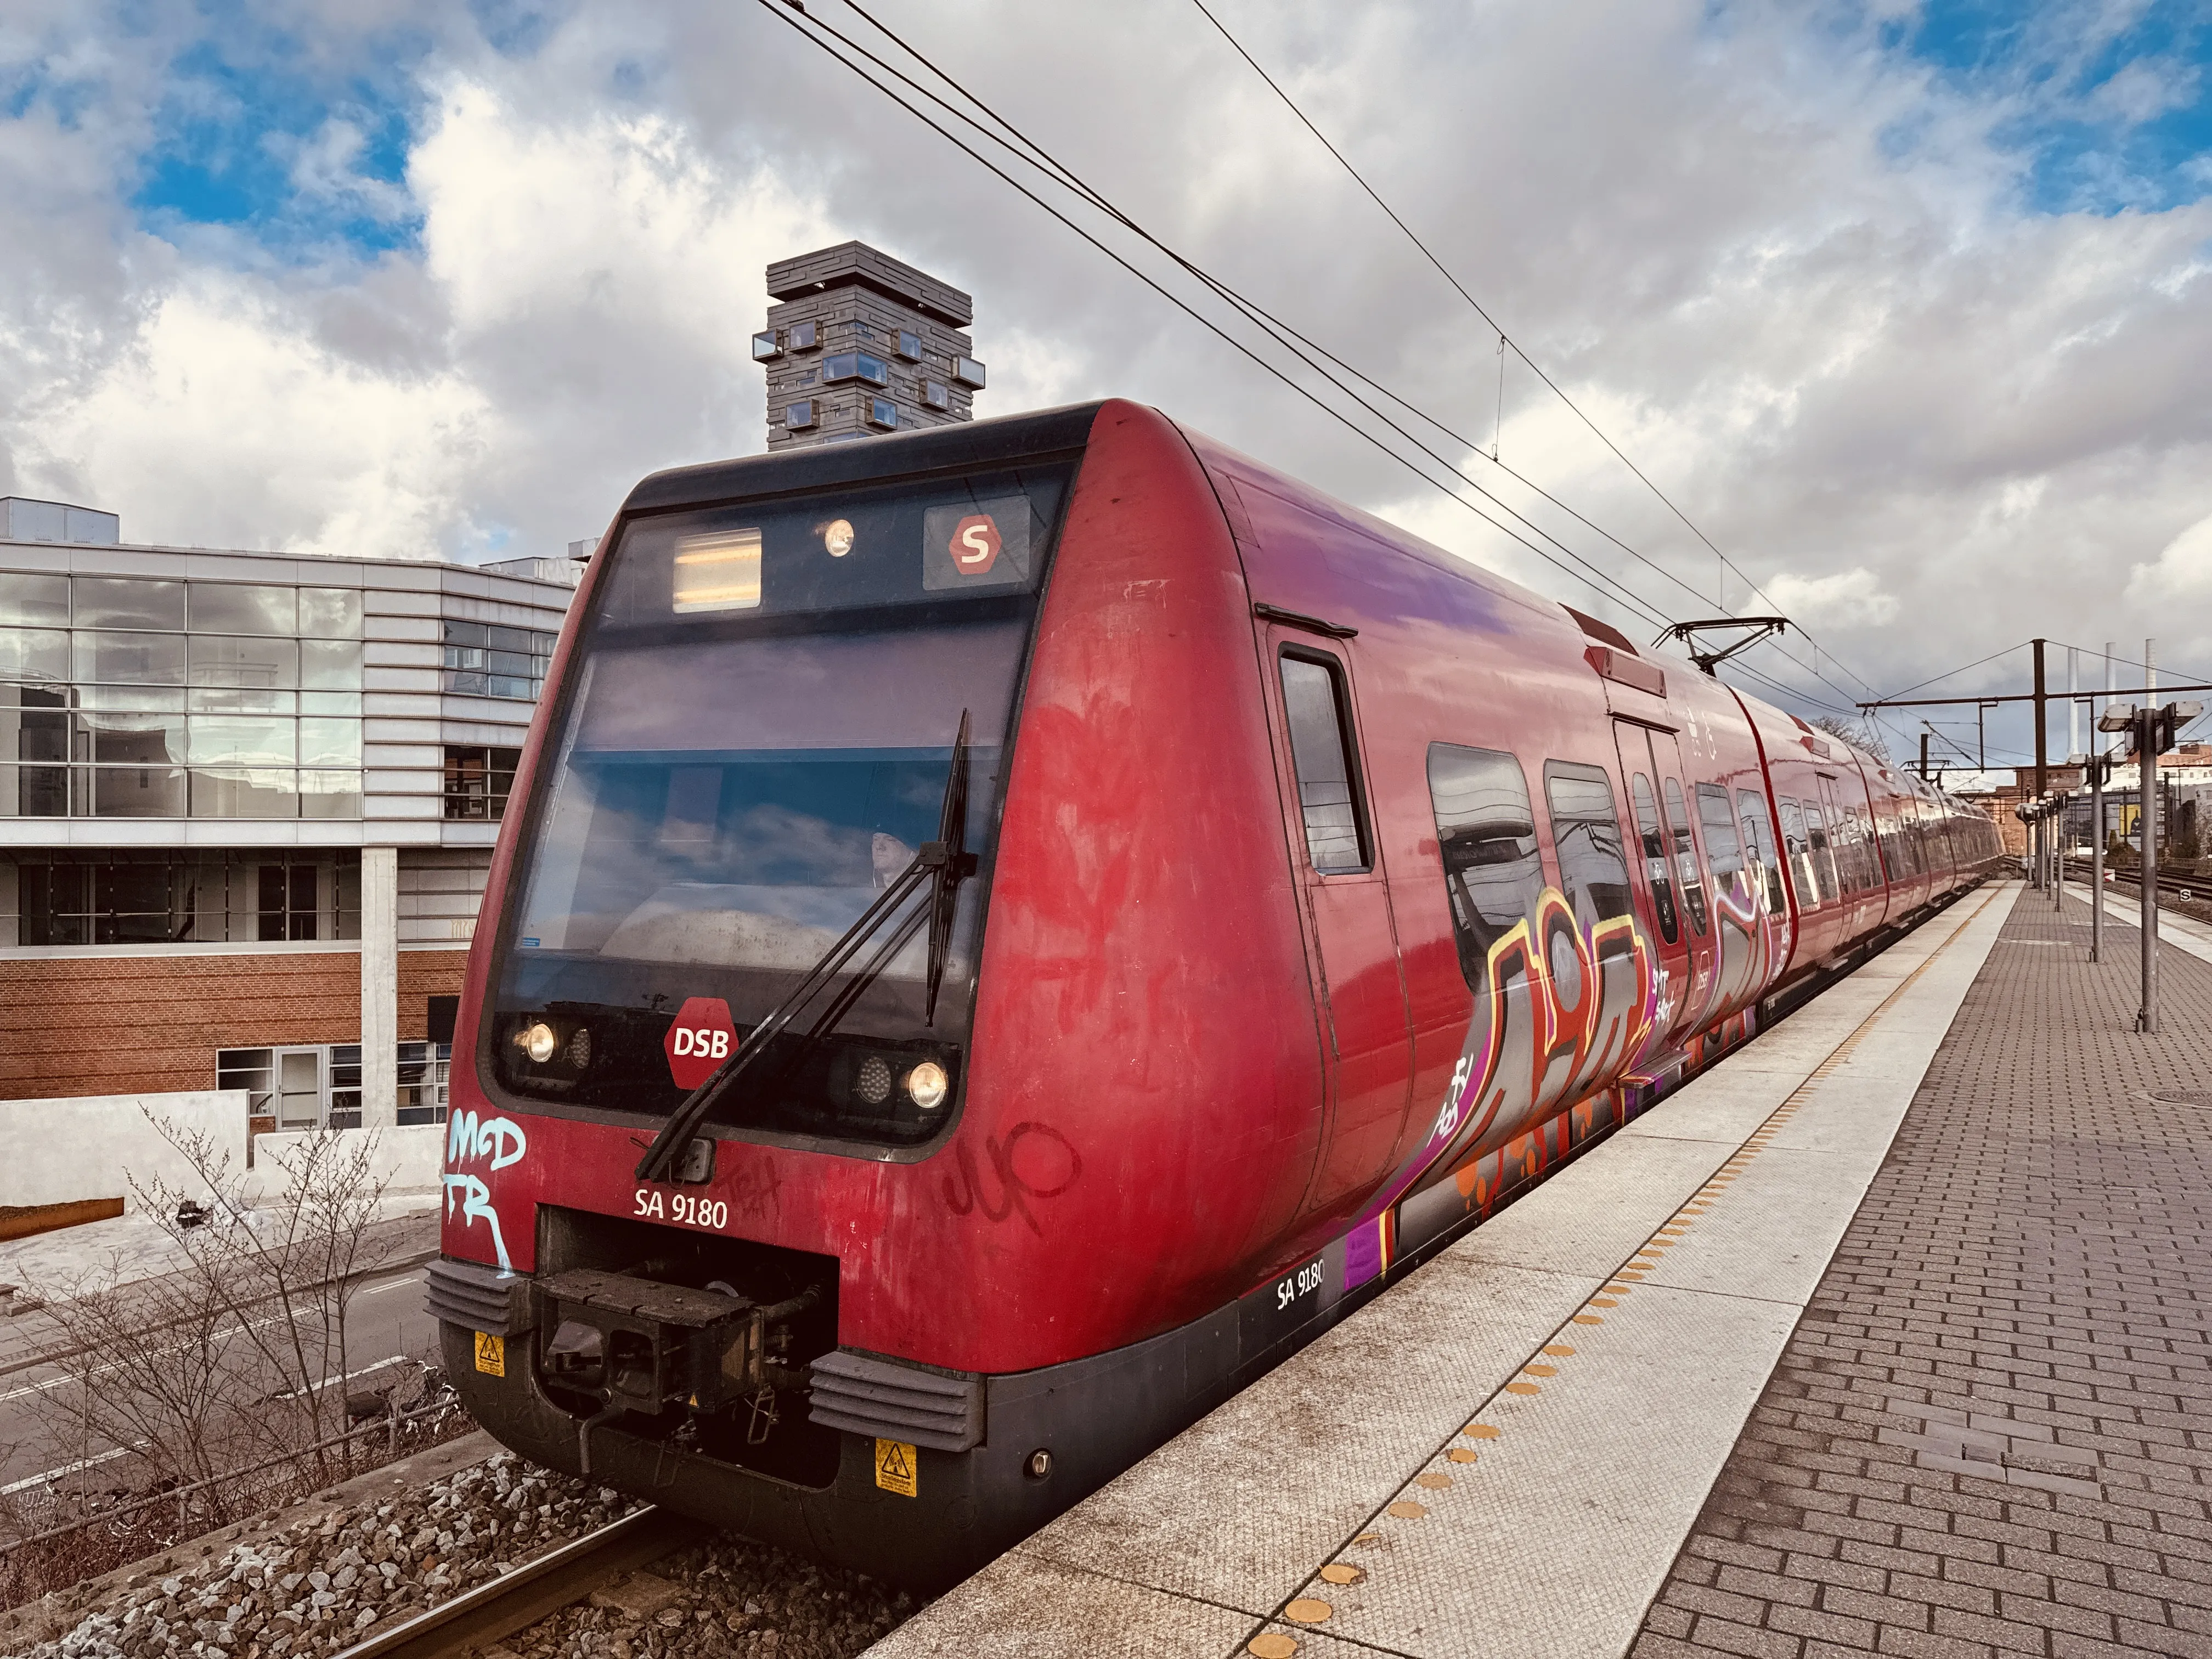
[[1541, 762, 1635, 940], [1804, 803, 1842, 898], [1736, 788, 1783, 914], [1629, 772, 1678, 944], [1778, 795, 1816, 905], [1278, 651, 1370, 873], [1694, 783, 1745, 905], [1426, 743, 1544, 986], [1662, 776, 1708, 936]]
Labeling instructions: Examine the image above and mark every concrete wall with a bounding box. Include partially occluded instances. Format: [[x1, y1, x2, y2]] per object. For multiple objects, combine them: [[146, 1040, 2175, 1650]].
[[248, 1124, 443, 1199], [0, 1090, 248, 1209], [0, 1091, 445, 1210]]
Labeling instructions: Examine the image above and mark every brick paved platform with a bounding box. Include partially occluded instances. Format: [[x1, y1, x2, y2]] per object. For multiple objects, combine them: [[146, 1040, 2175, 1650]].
[[1632, 883, 2212, 1659]]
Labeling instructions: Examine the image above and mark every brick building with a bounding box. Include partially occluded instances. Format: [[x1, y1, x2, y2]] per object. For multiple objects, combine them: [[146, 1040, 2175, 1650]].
[[0, 499, 575, 1128]]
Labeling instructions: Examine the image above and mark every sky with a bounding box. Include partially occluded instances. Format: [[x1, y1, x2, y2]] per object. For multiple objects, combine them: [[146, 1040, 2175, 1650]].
[[2, 0, 2209, 770]]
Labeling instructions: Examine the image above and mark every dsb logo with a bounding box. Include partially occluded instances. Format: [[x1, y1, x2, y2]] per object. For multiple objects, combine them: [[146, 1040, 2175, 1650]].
[[664, 996, 738, 1089]]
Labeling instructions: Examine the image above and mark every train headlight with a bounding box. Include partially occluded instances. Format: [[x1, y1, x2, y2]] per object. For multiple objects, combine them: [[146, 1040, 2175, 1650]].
[[905, 1060, 949, 1111], [823, 518, 855, 557], [523, 1022, 558, 1063], [567, 1027, 592, 1069], [855, 1054, 893, 1107]]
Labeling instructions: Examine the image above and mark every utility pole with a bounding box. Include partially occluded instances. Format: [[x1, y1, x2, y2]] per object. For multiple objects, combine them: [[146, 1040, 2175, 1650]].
[[2101, 642, 2200, 1034], [2033, 636, 2048, 802], [2091, 644, 2111, 962], [2054, 787, 2065, 911], [2143, 638, 2158, 1034], [2090, 755, 2106, 961], [1918, 731, 1930, 782]]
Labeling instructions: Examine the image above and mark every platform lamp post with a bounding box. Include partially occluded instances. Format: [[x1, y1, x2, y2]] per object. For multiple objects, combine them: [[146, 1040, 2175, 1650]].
[[2044, 787, 2061, 916], [2073, 749, 2112, 963], [2099, 694, 2203, 1034]]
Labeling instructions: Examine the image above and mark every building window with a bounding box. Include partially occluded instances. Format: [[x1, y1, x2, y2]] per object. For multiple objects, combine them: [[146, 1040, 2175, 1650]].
[[823, 352, 890, 388], [219, 1042, 450, 1130], [442, 620, 555, 701], [0, 575, 364, 819], [751, 330, 781, 362], [258, 861, 319, 941], [952, 356, 986, 388], [785, 399, 817, 431], [897, 330, 922, 362], [217, 1048, 275, 1118], [1, 850, 360, 946], [328, 1044, 363, 1128], [398, 1041, 451, 1125], [787, 320, 817, 351], [922, 381, 950, 411], [866, 397, 899, 430], [444, 746, 521, 819]]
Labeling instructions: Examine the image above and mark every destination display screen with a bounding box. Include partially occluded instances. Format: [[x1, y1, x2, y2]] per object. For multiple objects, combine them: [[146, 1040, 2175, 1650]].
[[595, 467, 1065, 630], [482, 460, 1078, 1151]]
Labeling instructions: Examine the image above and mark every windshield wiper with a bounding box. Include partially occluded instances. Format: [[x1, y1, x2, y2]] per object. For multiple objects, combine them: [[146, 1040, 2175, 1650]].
[[634, 711, 980, 1183]]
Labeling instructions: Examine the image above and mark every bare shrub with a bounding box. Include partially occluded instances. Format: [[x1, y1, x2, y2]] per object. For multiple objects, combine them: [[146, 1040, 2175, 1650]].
[[9, 1115, 399, 1546]]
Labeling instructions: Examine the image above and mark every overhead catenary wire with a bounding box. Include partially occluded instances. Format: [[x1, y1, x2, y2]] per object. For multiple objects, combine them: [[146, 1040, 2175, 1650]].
[[839, 0, 1886, 720], [816, 0, 1892, 725], [784, 0, 1892, 723], [815, 0, 1716, 637], [760, 0, 1683, 633], [1184, 0, 1889, 706]]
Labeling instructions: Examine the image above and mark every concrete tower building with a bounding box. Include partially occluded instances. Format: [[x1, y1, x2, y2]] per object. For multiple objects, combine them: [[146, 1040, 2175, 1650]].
[[754, 243, 985, 449]]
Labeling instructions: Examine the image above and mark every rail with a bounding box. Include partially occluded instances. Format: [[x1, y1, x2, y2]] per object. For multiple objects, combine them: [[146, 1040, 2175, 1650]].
[[2061, 857, 2208, 903], [329, 1505, 696, 1659]]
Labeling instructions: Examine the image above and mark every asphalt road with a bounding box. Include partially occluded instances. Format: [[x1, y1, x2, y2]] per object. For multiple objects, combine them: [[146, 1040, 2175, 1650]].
[[0, 1257, 439, 1497]]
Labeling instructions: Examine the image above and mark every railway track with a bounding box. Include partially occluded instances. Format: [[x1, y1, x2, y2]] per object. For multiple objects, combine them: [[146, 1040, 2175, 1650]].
[[330, 1505, 697, 1659], [2061, 857, 2211, 904]]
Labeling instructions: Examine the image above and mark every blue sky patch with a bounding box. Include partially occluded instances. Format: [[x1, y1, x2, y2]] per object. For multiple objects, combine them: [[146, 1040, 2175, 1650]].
[[125, 22, 432, 260], [1893, 0, 2211, 213]]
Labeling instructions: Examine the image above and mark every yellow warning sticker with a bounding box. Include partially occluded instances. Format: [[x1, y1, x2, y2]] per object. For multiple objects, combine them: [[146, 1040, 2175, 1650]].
[[873, 1437, 917, 1498], [473, 1331, 505, 1377]]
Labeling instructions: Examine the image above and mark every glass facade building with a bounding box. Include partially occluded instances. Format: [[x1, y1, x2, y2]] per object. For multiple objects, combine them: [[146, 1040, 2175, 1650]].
[[0, 572, 369, 819], [0, 510, 577, 1130]]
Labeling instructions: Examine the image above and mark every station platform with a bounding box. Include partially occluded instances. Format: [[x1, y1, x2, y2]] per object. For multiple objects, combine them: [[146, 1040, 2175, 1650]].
[[870, 879, 2212, 1658]]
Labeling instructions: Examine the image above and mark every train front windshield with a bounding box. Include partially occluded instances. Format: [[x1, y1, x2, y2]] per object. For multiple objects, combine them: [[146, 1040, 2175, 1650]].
[[487, 461, 1075, 1149]]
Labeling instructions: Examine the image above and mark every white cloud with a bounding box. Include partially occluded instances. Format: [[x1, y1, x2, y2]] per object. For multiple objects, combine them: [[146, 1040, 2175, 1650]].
[[1764, 568, 1899, 629], [0, 0, 2204, 769]]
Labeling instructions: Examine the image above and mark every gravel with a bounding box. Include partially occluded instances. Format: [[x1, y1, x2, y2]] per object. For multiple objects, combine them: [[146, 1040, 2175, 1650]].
[[21, 1450, 912, 1659], [502, 1538, 913, 1659]]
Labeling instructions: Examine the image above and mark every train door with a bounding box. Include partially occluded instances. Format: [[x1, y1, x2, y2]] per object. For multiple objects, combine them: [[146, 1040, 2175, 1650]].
[[1268, 635, 1413, 1211], [1650, 737, 1718, 1041], [1813, 773, 1866, 936], [1611, 722, 1694, 1052]]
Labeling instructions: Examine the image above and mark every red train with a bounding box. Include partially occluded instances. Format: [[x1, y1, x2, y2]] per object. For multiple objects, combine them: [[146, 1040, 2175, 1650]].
[[433, 399, 2000, 1584]]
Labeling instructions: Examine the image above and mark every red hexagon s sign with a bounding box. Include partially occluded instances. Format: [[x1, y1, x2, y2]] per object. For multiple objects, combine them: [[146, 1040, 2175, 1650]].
[[664, 997, 737, 1090], [949, 513, 1002, 577]]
